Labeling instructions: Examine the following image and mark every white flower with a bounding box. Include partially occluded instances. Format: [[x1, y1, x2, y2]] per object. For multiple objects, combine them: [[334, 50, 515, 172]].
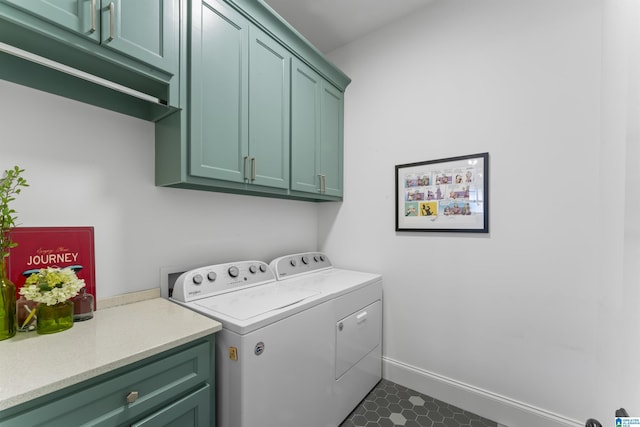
[[19, 267, 85, 306]]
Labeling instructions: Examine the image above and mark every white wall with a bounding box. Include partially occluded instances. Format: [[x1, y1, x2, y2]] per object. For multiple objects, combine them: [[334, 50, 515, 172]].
[[4, 0, 639, 425], [0, 79, 319, 299], [322, 0, 639, 425]]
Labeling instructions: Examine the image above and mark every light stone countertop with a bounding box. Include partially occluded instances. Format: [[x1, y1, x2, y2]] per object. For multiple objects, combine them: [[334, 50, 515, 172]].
[[0, 297, 221, 411]]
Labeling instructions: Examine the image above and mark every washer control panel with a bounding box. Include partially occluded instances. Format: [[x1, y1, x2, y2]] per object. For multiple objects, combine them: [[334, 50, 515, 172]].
[[269, 252, 333, 280], [171, 260, 275, 302]]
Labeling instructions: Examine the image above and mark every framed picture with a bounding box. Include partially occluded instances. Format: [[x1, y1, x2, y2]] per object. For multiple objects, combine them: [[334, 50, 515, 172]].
[[7, 226, 96, 305], [395, 153, 489, 232]]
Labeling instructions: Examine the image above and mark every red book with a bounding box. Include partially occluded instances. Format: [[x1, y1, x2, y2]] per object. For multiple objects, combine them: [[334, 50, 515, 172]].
[[7, 227, 96, 307]]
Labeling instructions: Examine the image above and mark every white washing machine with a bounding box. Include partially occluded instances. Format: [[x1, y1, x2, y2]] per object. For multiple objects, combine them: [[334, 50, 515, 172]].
[[170, 253, 382, 427]]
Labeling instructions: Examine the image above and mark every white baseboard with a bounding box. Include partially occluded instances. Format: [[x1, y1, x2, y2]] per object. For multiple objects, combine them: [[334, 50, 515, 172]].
[[382, 357, 583, 427]]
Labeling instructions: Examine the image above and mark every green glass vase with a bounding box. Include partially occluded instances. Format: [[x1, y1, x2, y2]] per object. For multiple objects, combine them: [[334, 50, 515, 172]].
[[37, 300, 74, 335], [0, 258, 16, 341]]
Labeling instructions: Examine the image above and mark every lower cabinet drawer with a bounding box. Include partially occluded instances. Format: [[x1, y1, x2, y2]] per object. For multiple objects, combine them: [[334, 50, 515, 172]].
[[0, 341, 211, 427], [131, 384, 210, 427]]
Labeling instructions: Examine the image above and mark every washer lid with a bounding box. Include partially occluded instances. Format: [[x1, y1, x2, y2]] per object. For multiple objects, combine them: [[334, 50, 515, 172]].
[[194, 284, 321, 321]]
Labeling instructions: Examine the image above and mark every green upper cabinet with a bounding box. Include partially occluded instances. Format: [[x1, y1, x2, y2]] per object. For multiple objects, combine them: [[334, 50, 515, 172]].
[[0, 0, 180, 119], [320, 83, 344, 197], [190, 0, 289, 189], [155, 0, 350, 201], [102, 0, 178, 74], [248, 26, 290, 189], [190, 0, 249, 183], [0, 0, 178, 75], [291, 58, 344, 198], [0, 0, 96, 37], [290, 58, 321, 195]]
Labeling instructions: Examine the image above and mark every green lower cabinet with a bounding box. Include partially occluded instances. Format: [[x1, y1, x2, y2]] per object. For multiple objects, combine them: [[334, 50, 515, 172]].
[[0, 338, 215, 427], [291, 58, 344, 198], [132, 385, 210, 427]]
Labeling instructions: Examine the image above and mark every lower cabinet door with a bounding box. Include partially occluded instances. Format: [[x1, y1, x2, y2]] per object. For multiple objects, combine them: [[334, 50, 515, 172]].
[[131, 384, 211, 427]]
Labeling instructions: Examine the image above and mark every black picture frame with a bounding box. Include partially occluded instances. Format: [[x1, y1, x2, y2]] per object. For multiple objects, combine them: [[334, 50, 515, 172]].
[[395, 152, 489, 233]]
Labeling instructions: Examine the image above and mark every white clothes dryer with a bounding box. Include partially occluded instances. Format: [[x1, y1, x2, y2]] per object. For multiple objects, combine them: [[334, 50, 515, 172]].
[[269, 252, 383, 425]]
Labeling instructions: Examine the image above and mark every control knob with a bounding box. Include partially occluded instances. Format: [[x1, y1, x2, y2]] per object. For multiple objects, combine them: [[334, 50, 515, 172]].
[[207, 271, 217, 281], [192, 274, 203, 285], [301, 255, 309, 265], [228, 266, 239, 278], [249, 265, 257, 274], [259, 264, 267, 273]]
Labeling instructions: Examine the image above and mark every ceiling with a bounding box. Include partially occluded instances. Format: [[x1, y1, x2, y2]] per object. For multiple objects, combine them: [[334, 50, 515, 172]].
[[263, 0, 435, 53]]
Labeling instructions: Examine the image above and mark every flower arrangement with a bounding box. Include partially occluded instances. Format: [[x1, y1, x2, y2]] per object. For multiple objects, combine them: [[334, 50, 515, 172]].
[[20, 267, 85, 306]]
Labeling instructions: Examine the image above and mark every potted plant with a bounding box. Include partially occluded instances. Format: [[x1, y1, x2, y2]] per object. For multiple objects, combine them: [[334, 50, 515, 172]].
[[0, 166, 28, 340], [20, 267, 85, 334]]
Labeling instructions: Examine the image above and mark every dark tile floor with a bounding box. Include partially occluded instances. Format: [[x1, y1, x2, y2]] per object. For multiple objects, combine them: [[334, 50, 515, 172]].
[[340, 379, 497, 427]]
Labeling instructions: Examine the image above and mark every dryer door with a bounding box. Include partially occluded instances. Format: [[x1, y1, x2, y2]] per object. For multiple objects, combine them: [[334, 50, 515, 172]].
[[335, 300, 382, 379]]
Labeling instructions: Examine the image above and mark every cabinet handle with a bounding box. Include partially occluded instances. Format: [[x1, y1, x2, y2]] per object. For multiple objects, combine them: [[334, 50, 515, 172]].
[[251, 157, 256, 181], [319, 174, 326, 193], [126, 391, 139, 404], [317, 174, 323, 193], [244, 156, 250, 181], [89, 0, 96, 33], [108, 2, 115, 41]]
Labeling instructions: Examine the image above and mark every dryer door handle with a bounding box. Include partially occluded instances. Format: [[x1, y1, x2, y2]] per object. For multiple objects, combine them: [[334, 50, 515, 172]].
[[356, 311, 368, 324]]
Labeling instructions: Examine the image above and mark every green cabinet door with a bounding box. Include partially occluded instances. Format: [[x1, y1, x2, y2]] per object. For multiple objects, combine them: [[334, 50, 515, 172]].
[[0, 339, 214, 427], [248, 26, 290, 189], [190, 0, 249, 183], [320, 83, 344, 197], [131, 385, 211, 427], [0, 0, 99, 40], [291, 58, 322, 194], [0, 0, 177, 74], [291, 58, 344, 197], [101, 0, 178, 74], [190, 0, 289, 189]]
